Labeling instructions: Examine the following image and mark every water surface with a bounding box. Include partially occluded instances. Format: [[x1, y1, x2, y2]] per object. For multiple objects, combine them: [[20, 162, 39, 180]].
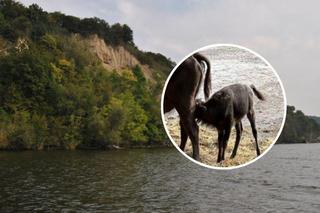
[[1, 144, 320, 212]]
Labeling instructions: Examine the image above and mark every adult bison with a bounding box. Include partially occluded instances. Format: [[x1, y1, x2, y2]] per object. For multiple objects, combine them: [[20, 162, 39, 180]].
[[163, 53, 211, 160]]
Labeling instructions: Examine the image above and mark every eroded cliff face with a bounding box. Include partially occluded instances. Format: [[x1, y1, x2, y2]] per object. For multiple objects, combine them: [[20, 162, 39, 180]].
[[86, 35, 153, 81]]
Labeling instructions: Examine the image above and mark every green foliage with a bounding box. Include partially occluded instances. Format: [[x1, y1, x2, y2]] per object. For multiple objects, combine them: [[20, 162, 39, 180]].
[[0, 0, 134, 45], [0, 11, 4, 25], [119, 93, 148, 143], [12, 16, 32, 37], [61, 115, 83, 150], [2, 111, 48, 150], [40, 34, 57, 50], [278, 106, 320, 143], [0, 0, 171, 150], [0, 0, 26, 20], [125, 44, 175, 78], [309, 116, 320, 125], [0, 0, 174, 77], [0, 45, 53, 112]]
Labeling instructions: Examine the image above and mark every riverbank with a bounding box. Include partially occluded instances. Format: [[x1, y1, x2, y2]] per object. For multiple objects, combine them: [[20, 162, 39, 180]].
[[0, 141, 172, 151]]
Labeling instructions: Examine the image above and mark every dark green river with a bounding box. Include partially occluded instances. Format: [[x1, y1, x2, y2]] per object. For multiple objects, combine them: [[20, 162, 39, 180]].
[[1, 144, 320, 212]]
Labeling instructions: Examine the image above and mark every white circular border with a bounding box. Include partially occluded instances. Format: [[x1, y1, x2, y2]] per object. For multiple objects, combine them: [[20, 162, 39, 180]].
[[160, 43, 287, 170]]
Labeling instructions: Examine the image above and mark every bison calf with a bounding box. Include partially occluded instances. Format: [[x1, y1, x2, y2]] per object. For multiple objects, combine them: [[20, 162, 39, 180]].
[[194, 84, 265, 163]]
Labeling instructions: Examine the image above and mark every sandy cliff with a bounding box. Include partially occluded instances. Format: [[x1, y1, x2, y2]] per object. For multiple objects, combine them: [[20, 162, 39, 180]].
[[86, 35, 153, 81]]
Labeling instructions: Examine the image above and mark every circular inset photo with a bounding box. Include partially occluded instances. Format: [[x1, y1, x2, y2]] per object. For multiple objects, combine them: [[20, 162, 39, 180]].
[[161, 44, 286, 169]]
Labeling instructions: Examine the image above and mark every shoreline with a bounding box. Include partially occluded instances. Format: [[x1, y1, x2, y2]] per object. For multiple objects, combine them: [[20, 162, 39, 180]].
[[0, 142, 173, 151], [1, 139, 319, 152]]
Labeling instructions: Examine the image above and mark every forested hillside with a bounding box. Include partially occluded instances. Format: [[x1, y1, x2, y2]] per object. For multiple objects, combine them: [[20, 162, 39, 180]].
[[0, 0, 174, 150], [278, 106, 320, 144], [0, 0, 319, 150], [309, 116, 320, 125]]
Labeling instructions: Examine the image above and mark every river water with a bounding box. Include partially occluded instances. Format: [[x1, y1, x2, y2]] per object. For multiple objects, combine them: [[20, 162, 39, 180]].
[[1, 144, 320, 212]]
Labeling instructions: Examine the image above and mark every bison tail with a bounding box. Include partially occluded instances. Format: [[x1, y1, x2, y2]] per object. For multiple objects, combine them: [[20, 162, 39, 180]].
[[193, 53, 211, 99], [250, 84, 265, 101], [203, 59, 211, 100]]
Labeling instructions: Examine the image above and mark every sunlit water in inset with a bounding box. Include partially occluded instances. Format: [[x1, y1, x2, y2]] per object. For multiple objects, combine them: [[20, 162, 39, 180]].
[[1, 144, 320, 212]]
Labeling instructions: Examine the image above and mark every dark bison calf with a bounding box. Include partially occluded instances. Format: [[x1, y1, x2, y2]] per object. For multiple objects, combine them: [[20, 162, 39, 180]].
[[194, 83, 265, 163]]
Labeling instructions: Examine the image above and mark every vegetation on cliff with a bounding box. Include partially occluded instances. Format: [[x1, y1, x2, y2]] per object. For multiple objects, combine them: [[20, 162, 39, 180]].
[[0, 0, 174, 150], [278, 106, 320, 144], [309, 116, 320, 125]]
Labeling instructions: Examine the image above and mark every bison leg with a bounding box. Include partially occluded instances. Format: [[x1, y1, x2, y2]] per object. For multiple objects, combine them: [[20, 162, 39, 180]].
[[179, 119, 188, 151], [178, 112, 200, 161], [231, 122, 242, 159], [217, 130, 224, 163], [247, 110, 261, 156], [221, 127, 231, 161]]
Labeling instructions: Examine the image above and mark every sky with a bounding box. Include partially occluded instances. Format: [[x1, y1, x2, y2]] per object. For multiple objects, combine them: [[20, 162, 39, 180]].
[[19, 0, 320, 115]]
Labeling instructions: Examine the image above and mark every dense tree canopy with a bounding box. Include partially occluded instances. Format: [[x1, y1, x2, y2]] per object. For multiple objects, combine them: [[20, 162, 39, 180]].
[[0, 0, 173, 150], [278, 106, 320, 143]]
